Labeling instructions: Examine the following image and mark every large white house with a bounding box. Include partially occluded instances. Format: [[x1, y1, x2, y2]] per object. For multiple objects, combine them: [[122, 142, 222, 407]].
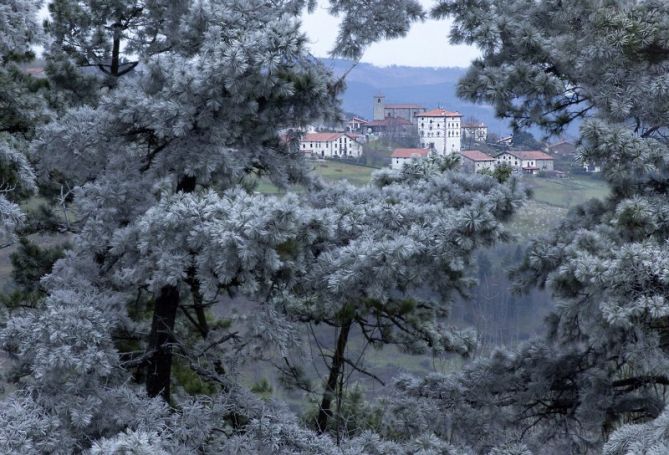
[[300, 132, 363, 158], [390, 148, 430, 169], [416, 108, 462, 155], [496, 150, 554, 174]]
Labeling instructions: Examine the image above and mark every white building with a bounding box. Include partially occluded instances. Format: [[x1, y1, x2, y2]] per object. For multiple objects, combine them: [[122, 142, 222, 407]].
[[300, 132, 363, 158], [461, 122, 488, 142], [496, 150, 554, 174], [416, 108, 462, 156], [459, 150, 496, 173], [346, 117, 368, 133], [390, 148, 430, 169]]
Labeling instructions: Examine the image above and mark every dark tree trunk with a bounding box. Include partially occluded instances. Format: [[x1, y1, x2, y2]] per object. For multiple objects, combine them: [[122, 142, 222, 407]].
[[146, 285, 180, 401], [110, 24, 121, 77], [145, 175, 198, 402], [187, 266, 209, 339], [316, 319, 352, 434]]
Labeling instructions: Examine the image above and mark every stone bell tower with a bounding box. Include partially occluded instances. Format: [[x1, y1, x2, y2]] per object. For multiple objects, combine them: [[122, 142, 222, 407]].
[[373, 94, 385, 121]]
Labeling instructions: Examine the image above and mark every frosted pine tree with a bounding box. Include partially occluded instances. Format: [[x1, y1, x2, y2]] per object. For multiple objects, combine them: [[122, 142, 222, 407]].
[[0, 0, 472, 452], [274, 157, 523, 436], [378, 0, 669, 452], [0, 0, 45, 245]]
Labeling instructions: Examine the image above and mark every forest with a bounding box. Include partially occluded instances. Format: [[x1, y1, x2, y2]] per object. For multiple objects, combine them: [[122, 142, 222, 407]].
[[1, 0, 669, 454]]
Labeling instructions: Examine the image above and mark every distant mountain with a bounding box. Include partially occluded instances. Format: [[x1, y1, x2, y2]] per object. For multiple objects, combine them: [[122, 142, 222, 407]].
[[319, 58, 512, 135]]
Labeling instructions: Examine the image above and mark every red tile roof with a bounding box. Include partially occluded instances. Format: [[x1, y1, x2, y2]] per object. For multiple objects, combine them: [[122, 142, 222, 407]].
[[302, 132, 362, 143], [302, 132, 344, 142], [416, 108, 461, 118], [459, 150, 495, 162], [508, 150, 554, 160], [391, 148, 430, 158]]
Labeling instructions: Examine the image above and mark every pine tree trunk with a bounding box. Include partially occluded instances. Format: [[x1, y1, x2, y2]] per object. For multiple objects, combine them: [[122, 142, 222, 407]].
[[146, 284, 180, 401], [110, 24, 121, 77], [187, 266, 209, 339], [145, 175, 197, 402], [316, 319, 352, 434]]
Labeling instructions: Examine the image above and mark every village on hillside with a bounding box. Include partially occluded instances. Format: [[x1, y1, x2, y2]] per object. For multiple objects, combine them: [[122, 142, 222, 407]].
[[288, 95, 599, 177]]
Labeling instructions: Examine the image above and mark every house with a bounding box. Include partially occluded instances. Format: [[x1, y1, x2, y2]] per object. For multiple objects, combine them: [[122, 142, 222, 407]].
[[346, 117, 369, 133], [365, 117, 413, 135], [461, 122, 488, 142], [391, 148, 430, 169], [300, 132, 363, 158], [416, 108, 462, 156], [496, 136, 513, 146], [496, 150, 554, 174], [583, 162, 602, 173], [459, 150, 496, 173], [373, 95, 426, 124], [548, 141, 577, 156]]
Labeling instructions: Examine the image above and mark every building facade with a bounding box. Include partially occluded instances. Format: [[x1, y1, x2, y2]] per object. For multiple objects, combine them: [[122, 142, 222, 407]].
[[416, 108, 462, 155], [373, 95, 426, 124], [390, 148, 430, 169], [300, 132, 363, 158], [461, 122, 488, 142], [496, 150, 554, 174], [459, 150, 496, 173], [346, 117, 369, 133], [365, 117, 413, 135]]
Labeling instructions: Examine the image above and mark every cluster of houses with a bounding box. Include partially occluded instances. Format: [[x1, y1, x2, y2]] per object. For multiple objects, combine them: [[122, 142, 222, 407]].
[[391, 148, 555, 174], [298, 95, 561, 175], [301, 96, 478, 160]]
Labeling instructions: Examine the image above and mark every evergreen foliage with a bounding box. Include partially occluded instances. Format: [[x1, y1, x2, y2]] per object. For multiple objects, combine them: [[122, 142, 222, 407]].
[[0, 1, 45, 245], [7, 0, 669, 453], [382, 0, 669, 452], [0, 0, 519, 453]]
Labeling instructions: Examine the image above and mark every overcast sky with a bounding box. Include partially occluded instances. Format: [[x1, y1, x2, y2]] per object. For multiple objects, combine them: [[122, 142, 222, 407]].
[[301, 0, 480, 68]]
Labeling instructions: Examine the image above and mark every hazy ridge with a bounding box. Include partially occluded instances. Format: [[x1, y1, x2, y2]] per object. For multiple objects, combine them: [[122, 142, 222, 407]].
[[319, 58, 511, 135]]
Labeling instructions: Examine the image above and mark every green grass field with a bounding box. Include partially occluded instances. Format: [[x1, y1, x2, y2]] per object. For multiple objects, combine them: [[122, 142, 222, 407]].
[[256, 160, 378, 194], [311, 160, 376, 186], [524, 175, 609, 208], [509, 175, 609, 238], [309, 162, 610, 212]]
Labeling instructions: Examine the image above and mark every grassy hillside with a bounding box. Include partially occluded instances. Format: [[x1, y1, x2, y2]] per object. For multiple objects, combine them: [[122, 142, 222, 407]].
[[255, 160, 377, 193], [525, 175, 609, 208]]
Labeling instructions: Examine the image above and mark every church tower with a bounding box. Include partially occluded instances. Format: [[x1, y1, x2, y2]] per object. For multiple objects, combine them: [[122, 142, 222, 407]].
[[373, 95, 385, 120]]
